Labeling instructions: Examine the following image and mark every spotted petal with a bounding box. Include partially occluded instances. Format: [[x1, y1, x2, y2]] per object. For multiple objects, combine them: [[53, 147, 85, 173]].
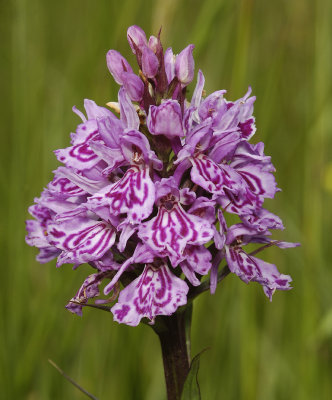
[[239, 117, 256, 140], [111, 263, 189, 326], [218, 188, 262, 215], [55, 138, 100, 171], [225, 247, 292, 300], [179, 245, 212, 286], [28, 202, 53, 223], [48, 171, 86, 198], [25, 215, 62, 264], [25, 219, 51, 248], [36, 247, 61, 264], [138, 203, 214, 266], [70, 119, 99, 146], [56, 167, 108, 194], [191, 154, 244, 196], [236, 163, 278, 199], [231, 141, 274, 171], [88, 166, 155, 224], [48, 217, 116, 267], [66, 271, 111, 316], [241, 208, 284, 232]]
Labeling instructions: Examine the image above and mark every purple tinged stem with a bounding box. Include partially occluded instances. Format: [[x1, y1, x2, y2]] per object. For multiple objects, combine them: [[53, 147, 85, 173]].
[[152, 305, 192, 400]]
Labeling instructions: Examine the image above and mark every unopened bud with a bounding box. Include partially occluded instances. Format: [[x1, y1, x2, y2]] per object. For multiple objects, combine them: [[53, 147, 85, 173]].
[[142, 46, 159, 78], [175, 44, 195, 85], [127, 25, 148, 54], [148, 36, 159, 53], [106, 50, 133, 85], [122, 72, 144, 102], [164, 47, 176, 84]]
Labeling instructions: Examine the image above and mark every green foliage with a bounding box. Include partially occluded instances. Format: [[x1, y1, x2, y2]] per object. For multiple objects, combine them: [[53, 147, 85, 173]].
[[181, 351, 206, 400], [1, 0, 332, 399]]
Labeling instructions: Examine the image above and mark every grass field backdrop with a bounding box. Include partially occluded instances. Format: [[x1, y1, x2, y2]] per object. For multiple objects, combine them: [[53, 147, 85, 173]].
[[1, 0, 332, 398]]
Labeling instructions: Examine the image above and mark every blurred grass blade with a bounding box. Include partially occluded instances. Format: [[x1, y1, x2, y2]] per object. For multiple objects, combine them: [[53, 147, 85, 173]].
[[48, 359, 99, 400]]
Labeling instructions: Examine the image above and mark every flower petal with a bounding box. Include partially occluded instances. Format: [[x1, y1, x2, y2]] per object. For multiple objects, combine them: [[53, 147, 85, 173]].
[[141, 46, 159, 78], [164, 47, 176, 84], [175, 44, 195, 85], [241, 208, 284, 232], [83, 99, 116, 121], [209, 131, 242, 163], [111, 263, 189, 326], [236, 163, 278, 199], [138, 203, 214, 266], [122, 72, 144, 102], [127, 25, 148, 54], [147, 100, 184, 138], [191, 154, 244, 196], [88, 166, 155, 224], [56, 167, 108, 194], [48, 217, 116, 267], [48, 171, 86, 197], [218, 188, 262, 215], [231, 141, 274, 171], [120, 129, 163, 170], [36, 247, 61, 264], [106, 50, 133, 85], [225, 247, 292, 300], [117, 222, 138, 252], [191, 69, 205, 108], [25, 219, 51, 248], [179, 245, 212, 286], [70, 120, 99, 146], [55, 140, 100, 171], [119, 87, 139, 130], [198, 90, 227, 122], [89, 141, 125, 173], [66, 271, 110, 316]]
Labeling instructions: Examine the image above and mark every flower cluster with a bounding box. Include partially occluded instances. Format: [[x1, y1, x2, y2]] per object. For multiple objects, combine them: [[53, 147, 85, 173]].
[[26, 25, 299, 326]]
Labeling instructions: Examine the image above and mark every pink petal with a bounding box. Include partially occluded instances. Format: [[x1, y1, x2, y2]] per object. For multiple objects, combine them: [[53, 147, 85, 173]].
[[88, 166, 155, 224], [191, 154, 244, 196], [138, 203, 214, 266], [111, 264, 188, 326], [48, 217, 116, 267], [225, 247, 292, 300]]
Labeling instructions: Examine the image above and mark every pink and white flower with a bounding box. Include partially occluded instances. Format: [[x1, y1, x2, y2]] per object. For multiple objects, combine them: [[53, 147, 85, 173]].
[[26, 25, 299, 326]]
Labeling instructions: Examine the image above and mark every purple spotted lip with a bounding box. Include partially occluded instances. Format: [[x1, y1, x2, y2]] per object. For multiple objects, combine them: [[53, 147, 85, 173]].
[[25, 25, 299, 326]]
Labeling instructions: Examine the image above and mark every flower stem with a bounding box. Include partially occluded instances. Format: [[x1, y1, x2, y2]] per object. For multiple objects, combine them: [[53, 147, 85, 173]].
[[153, 304, 193, 400]]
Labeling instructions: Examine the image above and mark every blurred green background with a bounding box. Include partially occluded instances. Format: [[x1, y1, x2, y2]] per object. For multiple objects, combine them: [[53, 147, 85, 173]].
[[1, 0, 332, 398]]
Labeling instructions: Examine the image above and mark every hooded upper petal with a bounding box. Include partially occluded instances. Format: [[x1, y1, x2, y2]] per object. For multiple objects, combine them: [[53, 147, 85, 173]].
[[147, 100, 184, 138]]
